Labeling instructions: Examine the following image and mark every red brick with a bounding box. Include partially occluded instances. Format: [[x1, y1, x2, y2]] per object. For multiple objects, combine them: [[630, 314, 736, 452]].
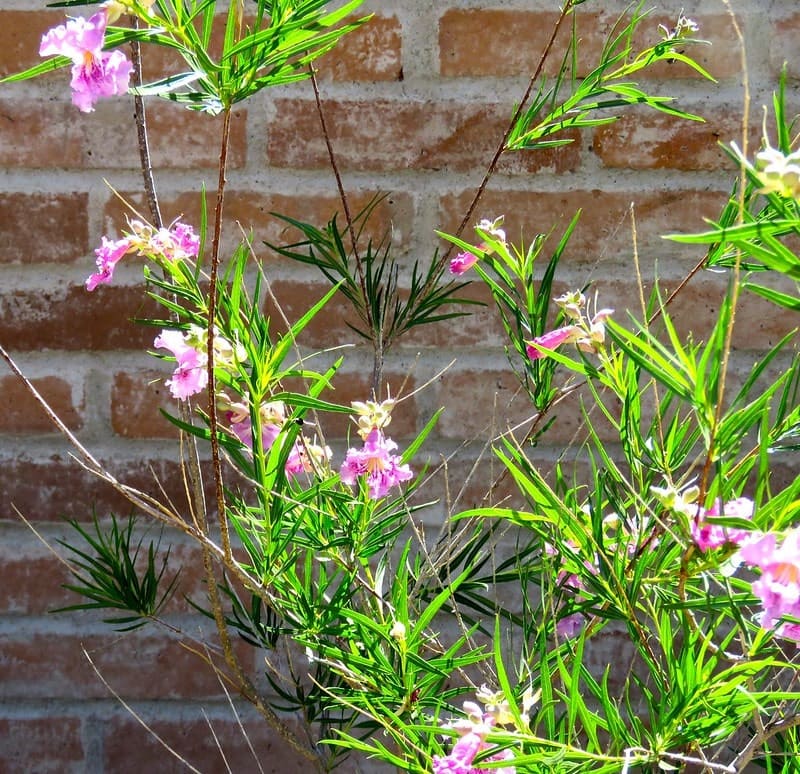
[[111, 369, 180, 439], [0, 10, 67, 77], [0, 284, 161, 350], [0, 631, 235, 700], [0, 716, 84, 772], [593, 108, 759, 171], [316, 14, 403, 82], [768, 13, 800, 80], [0, 375, 83, 433], [437, 188, 727, 264], [0, 455, 216, 523], [0, 531, 76, 614], [0, 193, 88, 264], [266, 98, 581, 173], [0, 98, 246, 169], [439, 9, 740, 80], [102, 714, 320, 774]]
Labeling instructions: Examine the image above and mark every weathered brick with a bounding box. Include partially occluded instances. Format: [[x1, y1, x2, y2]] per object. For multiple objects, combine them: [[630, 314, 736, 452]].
[[0, 455, 214, 523], [439, 9, 740, 81], [0, 529, 77, 614], [0, 193, 88, 264], [0, 98, 246, 169], [266, 98, 581, 173], [0, 374, 83, 433], [0, 630, 235, 700], [0, 716, 84, 773], [317, 13, 403, 82], [768, 12, 800, 80], [437, 188, 727, 265], [102, 714, 320, 774], [111, 369, 180, 439], [593, 107, 758, 170], [0, 10, 67, 77], [0, 284, 161, 350]]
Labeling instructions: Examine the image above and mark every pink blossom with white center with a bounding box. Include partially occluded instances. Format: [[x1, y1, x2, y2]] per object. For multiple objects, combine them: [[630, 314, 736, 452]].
[[340, 429, 413, 499], [740, 528, 800, 641], [525, 325, 580, 360], [86, 235, 133, 291], [154, 329, 208, 400], [39, 11, 132, 113], [691, 497, 754, 552]]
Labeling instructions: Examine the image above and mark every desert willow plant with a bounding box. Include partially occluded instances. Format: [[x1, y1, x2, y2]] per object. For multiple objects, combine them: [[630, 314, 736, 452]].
[[7, 1, 800, 773]]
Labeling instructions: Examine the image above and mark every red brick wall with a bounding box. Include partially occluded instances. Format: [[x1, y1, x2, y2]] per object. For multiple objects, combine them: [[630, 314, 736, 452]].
[[0, 1, 797, 769]]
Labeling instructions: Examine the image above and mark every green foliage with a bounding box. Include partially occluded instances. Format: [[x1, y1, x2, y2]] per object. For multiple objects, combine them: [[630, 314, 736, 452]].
[[27, 0, 800, 771], [7, 0, 368, 113], [54, 512, 179, 631], [507, 4, 713, 153], [267, 196, 480, 352]]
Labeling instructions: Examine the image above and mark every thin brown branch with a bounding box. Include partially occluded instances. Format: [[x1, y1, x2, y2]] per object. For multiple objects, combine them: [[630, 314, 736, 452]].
[[443, 0, 575, 261], [207, 107, 234, 562], [129, 20, 162, 229]]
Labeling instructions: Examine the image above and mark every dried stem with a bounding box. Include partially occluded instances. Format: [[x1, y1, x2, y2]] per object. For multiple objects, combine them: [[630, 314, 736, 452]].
[[442, 0, 574, 263], [129, 23, 162, 229], [129, 22, 208, 537], [207, 107, 233, 562], [308, 66, 385, 395]]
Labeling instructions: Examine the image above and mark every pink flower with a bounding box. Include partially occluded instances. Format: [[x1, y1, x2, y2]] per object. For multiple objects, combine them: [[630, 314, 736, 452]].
[[449, 250, 480, 276], [86, 235, 132, 291], [154, 330, 208, 400], [692, 497, 754, 551], [340, 429, 413, 499], [432, 729, 515, 774], [740, 528, 800, 641], [86, 221, 200, 290], [40, 11, 132, 113], [525, 325, 580, 360]]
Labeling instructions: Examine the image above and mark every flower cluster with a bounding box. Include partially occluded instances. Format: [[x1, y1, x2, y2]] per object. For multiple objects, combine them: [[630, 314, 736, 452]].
[[221, 396, 331, 480], [339, 398, 413, 499], [432, 689, 521, 774], [86, 220, 200, 291], [526, 291, 613, 361], [449, 216, 507, 275], [154, 325, 243, 401], [740, 529, 800, 641], [754, 146, 800, 200], [40, 7, 132, 113]]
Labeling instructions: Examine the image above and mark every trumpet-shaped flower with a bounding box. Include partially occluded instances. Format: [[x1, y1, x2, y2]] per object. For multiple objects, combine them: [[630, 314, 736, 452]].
[[449, 250, 480, 276], [432, 700, 516, 774], [86, 220, 200, 291], [525, 325, 580, 359], [85, 235, 133, 290], [740, 528, 800, 641], [340, 429, 412, 499], [154, 329, 208, 400], [39, 10, 132, 113], [448, 216, 506, 275]]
